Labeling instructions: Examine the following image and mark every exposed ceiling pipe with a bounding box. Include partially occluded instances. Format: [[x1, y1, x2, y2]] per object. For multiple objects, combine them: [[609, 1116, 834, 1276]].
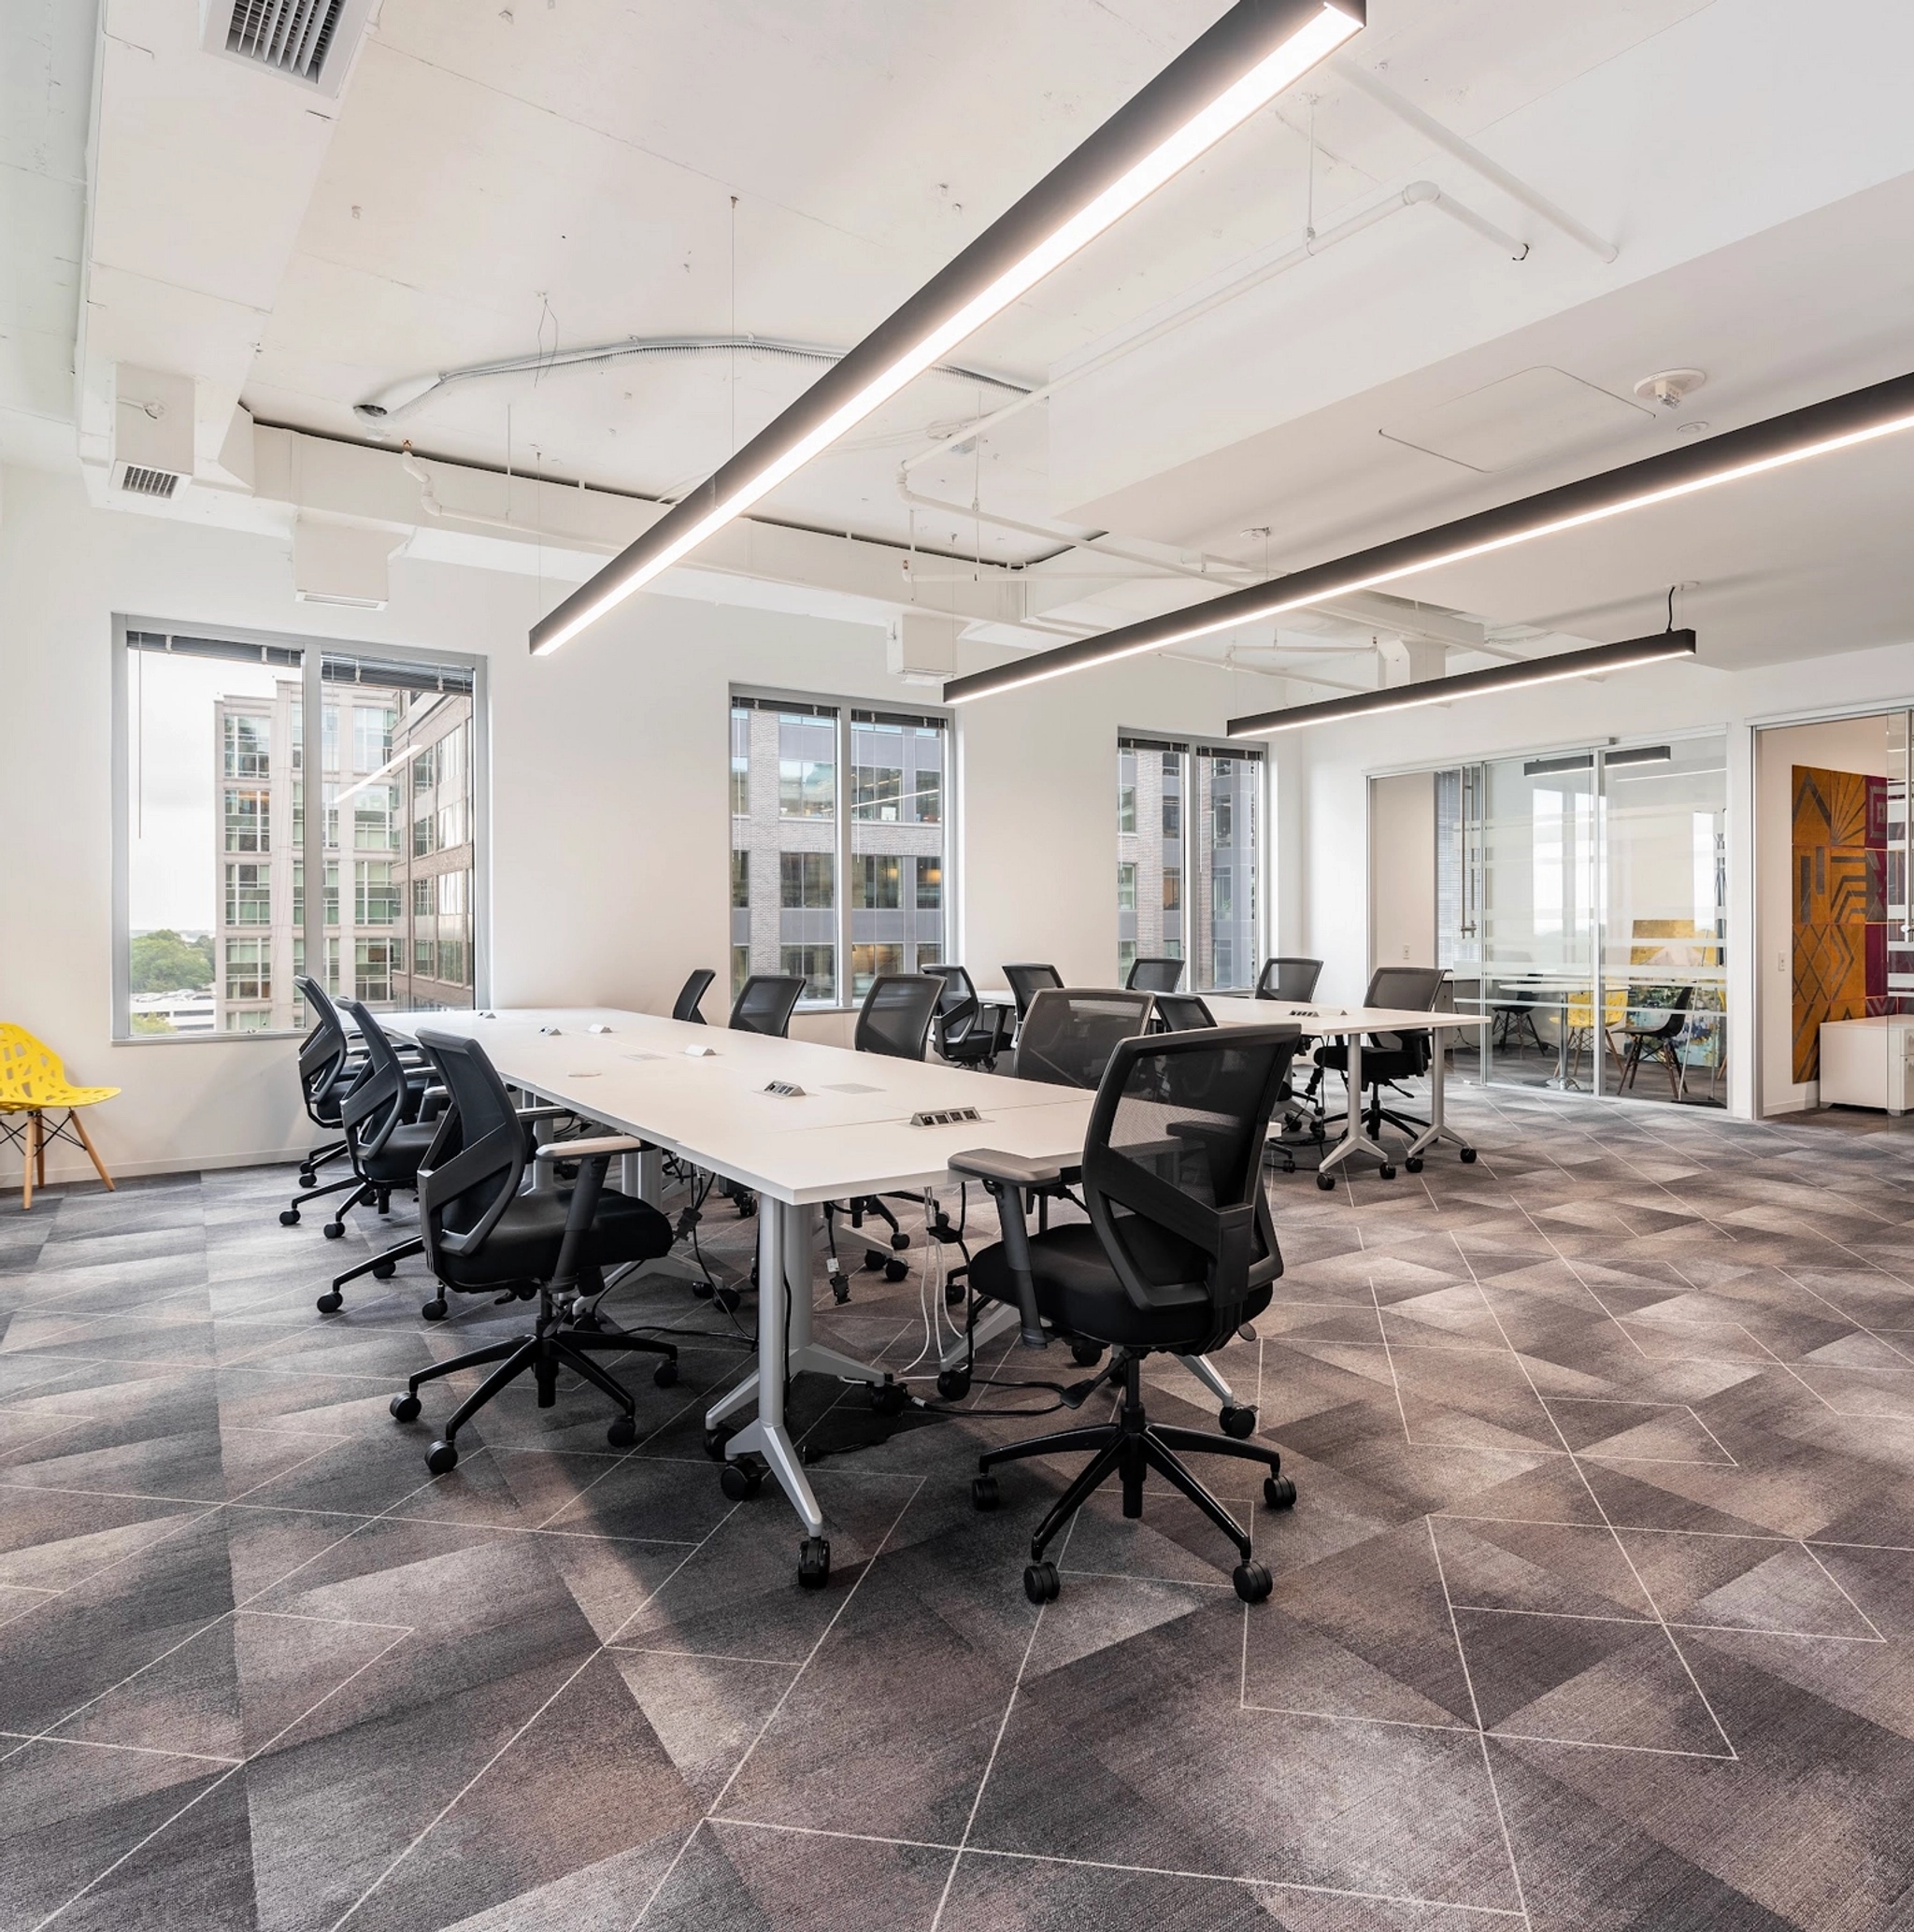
[[899, 177, 1521, 479], [356, 336, 1033, 431], [1335, 59, 1619, 263]]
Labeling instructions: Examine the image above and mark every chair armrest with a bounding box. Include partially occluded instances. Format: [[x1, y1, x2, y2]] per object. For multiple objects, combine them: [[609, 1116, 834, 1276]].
[[514, 1104, 573, 1121], [948, 1148, 1070, 1190], [535, 1134, 645, 1160]]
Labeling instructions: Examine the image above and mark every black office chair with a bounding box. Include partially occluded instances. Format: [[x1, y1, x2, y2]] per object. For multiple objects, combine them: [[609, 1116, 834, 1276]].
[[312, 1002, 447, 1309], [1126, 956, 1185, 995], [1153, 993, 1215, 1031], [281, 978, 364, 1225], [730, 973, 805, 1037], [1609, 984, 1695, 1100], [924, 965, 1011, 1070], [387, 1030, 678, 1473], [1003, 963, 1064, 1023], [1010, 987, 1153, 1088], [1311, 966, 1446, 1182], [1256, 957, 1323, 1002], [951, 1023, 1303, 1605], [672, 968, 715, 1023], [822, 975, 946, 1300]]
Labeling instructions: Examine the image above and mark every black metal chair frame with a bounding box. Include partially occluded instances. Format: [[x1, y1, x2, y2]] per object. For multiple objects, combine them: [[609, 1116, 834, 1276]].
[[924, 964, 1011, 1070], [672, 967, 716, 1023], [1609, 984, 1696, 1100]]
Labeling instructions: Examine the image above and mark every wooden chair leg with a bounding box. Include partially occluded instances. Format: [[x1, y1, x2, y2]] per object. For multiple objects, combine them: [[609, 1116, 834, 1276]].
[[22, 1111, 37, 1210], [70, 1110, 115, 1191]]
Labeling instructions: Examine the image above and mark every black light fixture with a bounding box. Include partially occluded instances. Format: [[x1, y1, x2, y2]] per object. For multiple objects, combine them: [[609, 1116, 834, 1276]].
[[529, 0, 1365, 657], [1223, 629, 1697, 737], [941, 368, 1914, 706], [1603, 743, 1673, 767]]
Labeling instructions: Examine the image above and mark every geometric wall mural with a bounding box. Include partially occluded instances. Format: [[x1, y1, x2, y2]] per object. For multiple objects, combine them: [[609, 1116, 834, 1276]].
[[1792, 764, 1887, 1082]]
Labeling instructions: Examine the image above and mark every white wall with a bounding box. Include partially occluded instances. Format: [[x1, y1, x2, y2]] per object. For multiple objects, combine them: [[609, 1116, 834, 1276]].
[[0, 464, 1264, 1182], [1367, 771, 1436, 974], [1280, 645, 1914, 1120]]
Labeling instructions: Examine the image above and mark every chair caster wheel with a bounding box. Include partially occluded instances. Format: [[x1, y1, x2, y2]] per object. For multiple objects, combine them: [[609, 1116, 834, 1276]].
[[883, 1259, 908, 1283], [1233, 1560, 1273, 1604], [390, 1394, 421, 1424], [721, 1460, 763, 1502], [571, 1309, 602, 1332], [692, 1280, 715, 1300], [372, 1261, 396, 1281], [869, 1380, 907, 1417], [421, 1298, 447, 1322], [891, 1231, 910, 1252], [798, 1537, 831, 1589], [1220, 1405, 1256, 1439], [1310, 1122, 1326, 1143], [1070, 1339, 1105, 1367], [1316, 1172, 1336, 1191], [861, 1251, 887, 1274], [316, 1291, 343, 1313], [712, 1286, 741, 1314], [298, 1170, 316, 1187], [323, 1223, 345, 1240], [653, 1358, 678, 1388], [1406, 1156, 1425, 1174], [1264, 1475, 1297, 1510], [972, 1474, 999, 1511], [425, 1440, 458, 1475], [937, 1367, 971, 1401], [1460, 1146, 1478, 1164], [607, 1415, 637, 1450], [1023, 1561, 1060, 1605], [1379, 1166, 1397, 1181], [703, 1425, 731, 1463], [944, 1281, 966, 1308], [279, 1209, 301, 1226]]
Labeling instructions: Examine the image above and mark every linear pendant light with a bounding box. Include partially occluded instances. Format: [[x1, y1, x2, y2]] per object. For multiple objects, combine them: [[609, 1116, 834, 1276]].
[[529, 0, 1364, 656], [940, 368, 1914, 705], [1224, 629, 1696, 737]]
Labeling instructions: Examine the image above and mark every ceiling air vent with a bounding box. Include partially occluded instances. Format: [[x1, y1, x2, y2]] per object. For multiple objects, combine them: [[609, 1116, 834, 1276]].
[[200, 0, 374, 96], [119, 465, 183, 499]]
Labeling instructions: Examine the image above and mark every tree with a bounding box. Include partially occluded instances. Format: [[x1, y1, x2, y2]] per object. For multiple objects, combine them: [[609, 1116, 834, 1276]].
[[130, 929, 215, 995]]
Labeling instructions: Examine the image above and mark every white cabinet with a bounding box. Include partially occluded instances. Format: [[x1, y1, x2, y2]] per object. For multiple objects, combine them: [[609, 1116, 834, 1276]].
[[1820, 1017, 1914, 1114]]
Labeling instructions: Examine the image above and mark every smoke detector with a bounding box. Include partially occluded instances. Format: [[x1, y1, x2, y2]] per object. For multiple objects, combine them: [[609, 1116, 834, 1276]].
[[1634, 368, 1707, 409]]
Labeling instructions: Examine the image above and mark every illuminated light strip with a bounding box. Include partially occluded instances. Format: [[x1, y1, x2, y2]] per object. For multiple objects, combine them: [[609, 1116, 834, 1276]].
[[530, 0, 1364, 656], [940, 370, 1914, 705], [1224, 629, 1695, 736]]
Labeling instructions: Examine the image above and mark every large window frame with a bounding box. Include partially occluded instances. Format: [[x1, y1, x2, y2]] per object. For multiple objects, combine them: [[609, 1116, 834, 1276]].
[[111, 617, 490, 1043], [730, 685, 954, 1009]]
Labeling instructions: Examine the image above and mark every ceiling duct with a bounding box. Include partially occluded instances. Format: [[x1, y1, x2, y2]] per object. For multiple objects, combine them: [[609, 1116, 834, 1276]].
[[109, 366, 196, 500], [200, 0, 375, 95]]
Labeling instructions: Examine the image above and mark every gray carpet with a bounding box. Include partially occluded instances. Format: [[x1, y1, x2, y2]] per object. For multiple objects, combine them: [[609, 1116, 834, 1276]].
[[5, 1086, 1914, 1929]]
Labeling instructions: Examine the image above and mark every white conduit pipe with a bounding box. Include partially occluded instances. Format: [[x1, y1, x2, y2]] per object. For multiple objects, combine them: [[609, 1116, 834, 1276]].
[[899, 179, 1524, 481], [1335, 60, 1619, 264]]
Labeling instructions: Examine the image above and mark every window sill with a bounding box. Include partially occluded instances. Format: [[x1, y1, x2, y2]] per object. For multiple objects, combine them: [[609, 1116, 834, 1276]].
[[113, 1029, 304, 1046]]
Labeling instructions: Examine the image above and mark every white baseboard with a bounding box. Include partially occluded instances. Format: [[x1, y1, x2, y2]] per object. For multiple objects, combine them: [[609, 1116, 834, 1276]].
[[2, 1146, 309, 1191]]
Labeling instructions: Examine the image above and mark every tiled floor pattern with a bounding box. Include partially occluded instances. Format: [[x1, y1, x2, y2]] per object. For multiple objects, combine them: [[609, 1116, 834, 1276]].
[[5, 1085, 1914, 1928]]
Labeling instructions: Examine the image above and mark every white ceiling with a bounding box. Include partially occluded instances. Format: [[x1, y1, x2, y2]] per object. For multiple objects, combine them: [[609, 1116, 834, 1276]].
[[7, 0, 1914, 688]]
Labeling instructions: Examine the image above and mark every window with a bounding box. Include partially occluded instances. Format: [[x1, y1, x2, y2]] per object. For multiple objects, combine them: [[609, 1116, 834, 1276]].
[[224, 864, 270, 926], [224, 788, 269, 852], [733, 694, 950, 1004], [414, 813, 435, 857], [780, 852, 834, 909], [415, 937, 437, 979], [437, 796, 467, 850], [119, 625, 483, 1037], [731, 943, 750, 996], [1116, 733, 1263, 992], [223, 713, 269, 779], [438, 937, 467, 986], [438, 870, 467, 917]]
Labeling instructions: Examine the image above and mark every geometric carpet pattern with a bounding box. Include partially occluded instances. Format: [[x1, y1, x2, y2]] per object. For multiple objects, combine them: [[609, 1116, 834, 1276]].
[[6, 1085, 1914, 1930]]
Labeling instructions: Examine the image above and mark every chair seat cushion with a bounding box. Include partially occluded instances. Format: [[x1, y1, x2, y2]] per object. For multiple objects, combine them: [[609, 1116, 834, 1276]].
[[362, 1121, 438, 1184], [439, 1185, 673, 1289], [1314, 1041, 1422, 1081], [968, 1220, 1272, 1350]]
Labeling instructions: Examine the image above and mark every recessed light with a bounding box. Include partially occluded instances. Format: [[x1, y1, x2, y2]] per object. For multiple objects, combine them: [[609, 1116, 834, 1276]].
[[1676, 420, 1709, 436]]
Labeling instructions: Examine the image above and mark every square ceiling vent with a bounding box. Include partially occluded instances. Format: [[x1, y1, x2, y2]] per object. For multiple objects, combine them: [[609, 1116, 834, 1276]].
[[1378, 366, 1655, 475], [200, 0, 375, 95]]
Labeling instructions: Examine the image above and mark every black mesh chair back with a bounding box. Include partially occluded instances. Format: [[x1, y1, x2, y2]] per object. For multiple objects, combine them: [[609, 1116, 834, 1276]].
[[338, 1002, 417, 1162], [1080, 1025, 1299, 1354], [1126, 956, 1185, 995], [853, 975, 943, 1062], [1014, 988, 1152, 1089], [924, 964, 1006, 1064], [729, 973, 805, 1038], [1003, 963, 1064, 1020], [1256, 956, 1323, 1002], [1363, 965, 1445, 1061], [1153, 993, 1215, 1032], [295, 975, 360, 1126], [413, 1029, 528, 1263], [671, 968, 715, 1023]]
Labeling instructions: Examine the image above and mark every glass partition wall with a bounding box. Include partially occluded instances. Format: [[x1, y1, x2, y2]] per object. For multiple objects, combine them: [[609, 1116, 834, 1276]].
[[1428, 733, 1727, 1104]]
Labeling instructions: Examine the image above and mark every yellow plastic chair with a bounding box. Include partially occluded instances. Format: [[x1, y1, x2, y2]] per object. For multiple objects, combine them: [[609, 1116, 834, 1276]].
[[1564, 986, 1629, 1087], [0, 1025, 120, 1210]]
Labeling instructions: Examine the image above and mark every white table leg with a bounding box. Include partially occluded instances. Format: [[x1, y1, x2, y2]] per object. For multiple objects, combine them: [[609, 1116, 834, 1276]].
[[1407, 1027, 1475, 1159], [1546, 992, 1581, 1091], [1318, 1032, 1393, 1175], [782, 1201, 887, 1387]]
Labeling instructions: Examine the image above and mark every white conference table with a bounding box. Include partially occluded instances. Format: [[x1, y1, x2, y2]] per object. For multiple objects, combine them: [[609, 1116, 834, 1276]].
[[388, 1006, 1100, 1568]]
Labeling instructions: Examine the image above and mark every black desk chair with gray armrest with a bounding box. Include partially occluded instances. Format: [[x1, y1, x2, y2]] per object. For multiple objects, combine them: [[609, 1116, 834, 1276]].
[[924, 964, 1011, 1070], [1311, 966, 1450, 1177], [387, 1029, 678, 1474], [950, 1023, 1303, 1605], [821, 974, 946, 1301], [672, 967, 716, 1023], [1126, 956, 1186, 995]]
